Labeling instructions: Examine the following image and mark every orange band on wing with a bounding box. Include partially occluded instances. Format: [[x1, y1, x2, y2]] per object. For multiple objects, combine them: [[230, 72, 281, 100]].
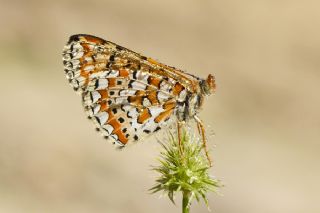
[[119, 69, 130, 77], [154, 108, 174, 123], [137, 108, 152, 124], [148, 76, 162, 88], [172, 83, 184, 96], [98, 90, 109, 100], [147, 91, 159, 105], [82, 35, 105, 44], [114, 129, 128, 144], [154, 100, 176, 123]]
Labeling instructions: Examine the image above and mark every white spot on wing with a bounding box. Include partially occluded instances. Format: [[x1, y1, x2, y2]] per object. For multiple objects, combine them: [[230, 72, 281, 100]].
[[131, 81, 146, 90], [72, 51, 84, 59], [128, 108, 139, 118], [120, 89, 136, 96], [84, 91, 101, 105], [106, 70, 119, 77], [96, 79, 108, 90], [149, 107, 164, 117], [110, 134, 119, 141], [157, 92, 170, 102], [95, 112, 108, 125], [178, 89, 187, 101], [122, 105, 132, 111], [135, 71, 148, 82], [84, 65, 94, 72], [90, 71, 108, 79], [143, 98, 152, 107], [115, 97, 128, 105], [89, 104, 101, 116], [103, 124, 114, 135], [160, 81, 171, 92], [72, 43, 83, 51]]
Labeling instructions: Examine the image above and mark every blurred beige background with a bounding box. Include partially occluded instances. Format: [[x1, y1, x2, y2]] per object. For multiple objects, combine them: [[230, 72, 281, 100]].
[[0, 0, 319, 212]]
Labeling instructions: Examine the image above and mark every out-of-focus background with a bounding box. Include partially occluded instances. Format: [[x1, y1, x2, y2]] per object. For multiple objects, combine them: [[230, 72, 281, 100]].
[[0, 0, 319, 212]]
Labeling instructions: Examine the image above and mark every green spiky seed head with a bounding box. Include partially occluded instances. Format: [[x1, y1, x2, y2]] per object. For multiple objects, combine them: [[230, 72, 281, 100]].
[[150, 129, 221, 211]]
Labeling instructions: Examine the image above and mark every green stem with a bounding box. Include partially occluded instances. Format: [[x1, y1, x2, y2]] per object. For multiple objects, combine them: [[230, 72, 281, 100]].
[[182, 191, 191, 213]]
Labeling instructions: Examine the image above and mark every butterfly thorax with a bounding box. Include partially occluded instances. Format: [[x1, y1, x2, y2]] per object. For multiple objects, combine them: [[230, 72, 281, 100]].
[[175, 93, 201, 122], [175, 73, 215, 122], [176, 79, 211, 121]]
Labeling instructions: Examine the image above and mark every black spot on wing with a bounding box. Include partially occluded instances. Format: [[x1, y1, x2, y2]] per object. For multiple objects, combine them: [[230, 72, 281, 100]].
[[143, 129, 151, 134], [118, 117, 125, 123], [68, 35, 80, 44], [128, 80, 134, 88], [127, 111, 132, 118], [154, 126, 161, 132], [116, 45, 125, 51], [68, 34, 108, 44], [132, 71, 138, 79]]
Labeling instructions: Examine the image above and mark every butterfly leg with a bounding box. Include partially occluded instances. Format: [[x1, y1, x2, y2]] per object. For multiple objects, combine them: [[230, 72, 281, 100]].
[[194, 115, 212, 167], [177, 121, 184, 155]]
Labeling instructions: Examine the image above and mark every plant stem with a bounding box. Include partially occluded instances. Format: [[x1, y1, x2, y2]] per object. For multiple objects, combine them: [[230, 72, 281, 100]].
[[182, 191, 190, 213]]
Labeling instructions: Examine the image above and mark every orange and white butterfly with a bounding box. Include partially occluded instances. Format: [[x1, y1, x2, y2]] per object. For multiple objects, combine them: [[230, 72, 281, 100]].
[[62, 34, 215, 163]]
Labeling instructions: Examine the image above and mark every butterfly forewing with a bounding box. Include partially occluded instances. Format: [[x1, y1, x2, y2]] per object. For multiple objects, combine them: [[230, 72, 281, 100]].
[[63, 34, 190, 146]]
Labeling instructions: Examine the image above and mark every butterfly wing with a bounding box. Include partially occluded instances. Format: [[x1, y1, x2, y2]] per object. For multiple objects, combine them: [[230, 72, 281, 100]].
[[62, 34, 188, 146]]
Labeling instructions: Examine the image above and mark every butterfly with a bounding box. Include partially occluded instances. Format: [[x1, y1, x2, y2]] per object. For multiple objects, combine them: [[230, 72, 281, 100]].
[[62, 34, 215, 165]]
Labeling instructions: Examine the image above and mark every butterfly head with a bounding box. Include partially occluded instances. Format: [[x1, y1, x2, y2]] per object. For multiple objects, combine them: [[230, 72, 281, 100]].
[[200, 74, 216, 96]]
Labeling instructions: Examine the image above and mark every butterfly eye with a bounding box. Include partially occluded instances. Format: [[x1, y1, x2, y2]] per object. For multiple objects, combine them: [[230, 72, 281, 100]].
[[207, 74, 216, 93], [201, 74, 216, 95]]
